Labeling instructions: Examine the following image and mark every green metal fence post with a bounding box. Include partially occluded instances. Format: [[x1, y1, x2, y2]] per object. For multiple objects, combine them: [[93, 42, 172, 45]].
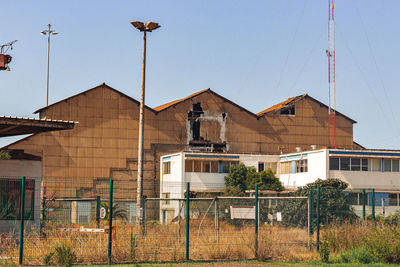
[[108, 179, 114, 265], [362, 189, 366, 221], [96, 196, 100, 227], [186, 182, 190, 261], [371, 188, 375, 222], [255, 184, 259, 259], [19, 176, 26, 265], [316, 186, 320, 252]]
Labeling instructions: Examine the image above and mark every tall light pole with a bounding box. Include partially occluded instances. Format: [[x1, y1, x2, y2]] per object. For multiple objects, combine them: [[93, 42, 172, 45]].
[[131, 21, 160, 229], [40, 23, 58, 107]]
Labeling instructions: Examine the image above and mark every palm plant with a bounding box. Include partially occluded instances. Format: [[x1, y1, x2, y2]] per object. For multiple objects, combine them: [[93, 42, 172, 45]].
[[100, 202, 128, 221]]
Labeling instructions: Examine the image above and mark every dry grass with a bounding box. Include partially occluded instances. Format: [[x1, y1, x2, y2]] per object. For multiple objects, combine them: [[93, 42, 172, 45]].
[[0, 220, 316, 265]]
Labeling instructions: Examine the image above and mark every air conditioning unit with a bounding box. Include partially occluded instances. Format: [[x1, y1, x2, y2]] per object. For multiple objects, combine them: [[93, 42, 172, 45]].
[[71, 201, 91, 224]]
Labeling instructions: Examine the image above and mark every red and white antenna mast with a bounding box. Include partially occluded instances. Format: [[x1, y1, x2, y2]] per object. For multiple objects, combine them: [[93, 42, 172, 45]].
[[327, 0, 336, 147]]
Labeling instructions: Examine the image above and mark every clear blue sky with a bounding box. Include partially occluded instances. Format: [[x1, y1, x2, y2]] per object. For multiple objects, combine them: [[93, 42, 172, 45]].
[[1, 0, 399, 149]]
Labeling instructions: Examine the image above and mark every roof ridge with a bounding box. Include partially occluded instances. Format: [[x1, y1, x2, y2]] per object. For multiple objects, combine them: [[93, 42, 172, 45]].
[[153, 88, 210, 111], [256, 94, 306, 116], [33, 83, 156, 114]]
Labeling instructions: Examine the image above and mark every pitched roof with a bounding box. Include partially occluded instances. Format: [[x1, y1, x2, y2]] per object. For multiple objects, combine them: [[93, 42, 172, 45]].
[[34, 83, 156, 114], [153, 89, 210, 111], [153, 88, 258, 117], [257, 94, 305, 116], [33, 83, 356, 123], [257, 94, 357, 124]]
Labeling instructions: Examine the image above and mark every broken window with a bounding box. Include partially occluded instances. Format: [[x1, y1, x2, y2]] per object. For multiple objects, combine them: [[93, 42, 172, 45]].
[[280, 105, 295, 115], [258, 162, 265, 172]]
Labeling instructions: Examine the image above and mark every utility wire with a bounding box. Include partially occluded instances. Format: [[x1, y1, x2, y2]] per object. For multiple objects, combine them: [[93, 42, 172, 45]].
[[287, 27, 325, 97], [354, 1, 400, 140], [272, 0, 309, 103], [336, 26, 399, 147]]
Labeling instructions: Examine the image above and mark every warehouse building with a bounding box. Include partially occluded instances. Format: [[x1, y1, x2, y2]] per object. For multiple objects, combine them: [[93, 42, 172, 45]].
[[2, 83, 361, 200]]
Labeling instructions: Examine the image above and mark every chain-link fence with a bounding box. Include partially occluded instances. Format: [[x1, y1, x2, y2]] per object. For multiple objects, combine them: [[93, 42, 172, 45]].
[[2, 177, 399, 265]]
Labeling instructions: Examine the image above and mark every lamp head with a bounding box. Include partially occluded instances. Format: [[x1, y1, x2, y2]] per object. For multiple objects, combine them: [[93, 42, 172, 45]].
[[40, 31, 47, 35], [145, 22, 160, 32], [131, 21, 146, 31], [52, 31, 59, 35]]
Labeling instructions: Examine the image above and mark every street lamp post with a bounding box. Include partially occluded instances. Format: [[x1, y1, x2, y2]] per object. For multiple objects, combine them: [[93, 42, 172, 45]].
[[40, 23, 58, 107], [131, 21, 160, 230]]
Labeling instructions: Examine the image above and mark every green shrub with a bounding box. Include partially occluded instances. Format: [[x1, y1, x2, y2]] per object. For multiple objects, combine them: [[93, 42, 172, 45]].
[[340, 247, 374, 264], [363, 226, 400, 263], [319, 240, 330, 263], [44, 251, 54, 265], [51, 243, 77, 267]]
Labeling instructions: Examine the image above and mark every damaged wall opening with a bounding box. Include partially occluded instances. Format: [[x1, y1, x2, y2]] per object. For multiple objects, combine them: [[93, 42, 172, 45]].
[[188, 103, 204, 141], [280, 105, 295, 116], [187, 102, 227, 152]]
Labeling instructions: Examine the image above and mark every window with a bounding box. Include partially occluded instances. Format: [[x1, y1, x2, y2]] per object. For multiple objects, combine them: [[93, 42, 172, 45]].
[[362, 159, 368, 171], [280, 162, 291, 174], [348, 192, 359, 205], [280, 105, 295, 115], [370, 159, 381, 172], [340, 158, 350, 171], [296, 159, 308, 173], [194, 160, 201, 172], [330, 157, 339, 170], [0, 179, 35, 220], [393, 160, 400, 172], [351, 158, 360, 171], [162, 193, 170, 205], [389, 193, 398, 206], [211, 161, 219, 173], [185, 160, 193, 172], [221, 161, 239, 173], [163, 161, 171, 174], [202, 161, 211, 173], [384, 159, 392, 172], [258, 162, 265, 172], [267, 162, 278, 173], [222, 161, 230, 173]]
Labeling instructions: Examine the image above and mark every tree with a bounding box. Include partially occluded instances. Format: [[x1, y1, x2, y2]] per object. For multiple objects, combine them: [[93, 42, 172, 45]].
[[224, 163, 248, 192], [276, 178, 357, 228], [248, 169, 284, 191], [224, 163, 284, 195]]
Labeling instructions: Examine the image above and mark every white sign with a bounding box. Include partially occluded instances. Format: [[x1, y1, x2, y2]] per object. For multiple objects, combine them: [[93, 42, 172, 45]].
[[230, 206, 255, 220], [276, 212, 282, 222], [100, 207, 107, 219]]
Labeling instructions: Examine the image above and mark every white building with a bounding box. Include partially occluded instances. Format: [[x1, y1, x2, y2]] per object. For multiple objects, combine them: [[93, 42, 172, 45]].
[[280, 148, 400, 215], [159, 152, 279, 223], [160, 148, 400, 222]]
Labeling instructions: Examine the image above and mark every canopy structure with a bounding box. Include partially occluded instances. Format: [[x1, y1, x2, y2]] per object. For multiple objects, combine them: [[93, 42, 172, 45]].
[[0, 115, 76, 137]]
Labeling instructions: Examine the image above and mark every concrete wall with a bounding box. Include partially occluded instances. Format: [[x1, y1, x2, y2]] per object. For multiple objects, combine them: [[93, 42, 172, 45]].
[[0, 159, 41, 233], [330, 170, 400, 191]]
